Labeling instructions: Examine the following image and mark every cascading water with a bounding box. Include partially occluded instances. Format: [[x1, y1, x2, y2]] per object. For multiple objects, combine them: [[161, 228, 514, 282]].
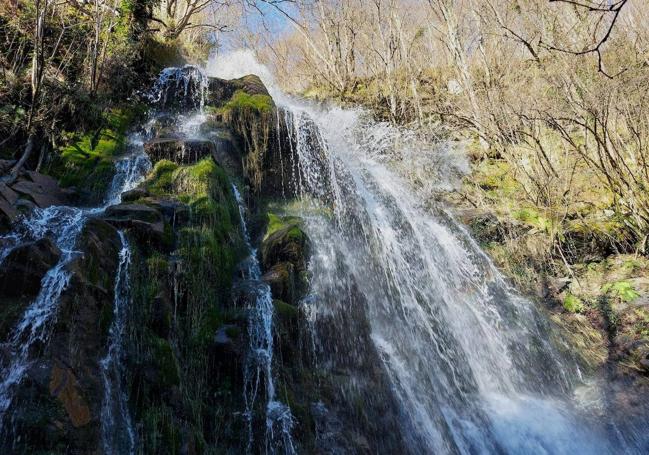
[[232, 184, 297, 455], [147, 65, 208, 113], [0, 136, 151, 432], [208, 51, 649, 454], [100, 230, 136, 455]]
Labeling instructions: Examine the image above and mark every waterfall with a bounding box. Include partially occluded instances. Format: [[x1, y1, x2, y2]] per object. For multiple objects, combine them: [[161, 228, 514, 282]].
[[207, 51, 648, 455], [285, 106, 645, 454], [232, 184, 297, 455], [0, 147, 150, 430], [100, 230, 136, 455]]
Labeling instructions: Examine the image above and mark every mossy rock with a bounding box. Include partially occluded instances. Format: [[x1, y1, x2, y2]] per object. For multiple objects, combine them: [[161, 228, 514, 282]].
[[261, 213, 309, 275], [44, 106, 144, 202]]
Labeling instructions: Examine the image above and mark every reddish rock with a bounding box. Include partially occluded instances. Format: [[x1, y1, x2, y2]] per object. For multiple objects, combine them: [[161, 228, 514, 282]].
[[49, 363, 92, 428]]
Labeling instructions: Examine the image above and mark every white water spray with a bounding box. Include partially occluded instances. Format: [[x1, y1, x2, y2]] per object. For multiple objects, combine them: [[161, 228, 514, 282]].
[[232, 184, 297, 455], [206, 51, 648, 454], [100, 230, 136, 455], [0, 146, 150, 430]]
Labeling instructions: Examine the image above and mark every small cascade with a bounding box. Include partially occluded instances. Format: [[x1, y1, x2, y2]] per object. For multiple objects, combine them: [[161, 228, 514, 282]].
[[100, 230, 136, 455], [0, 150, 150, 430], [0, 206, 86, 424], [232, 184, 296, 455], [147, 65, 208, 113]]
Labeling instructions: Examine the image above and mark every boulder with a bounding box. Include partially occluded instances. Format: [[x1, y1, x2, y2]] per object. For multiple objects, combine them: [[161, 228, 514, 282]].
[[202, 126, 243, 175], [120, 187, 149, 202], [12, 172, 70, 208], [143, 198, 190, 226], [260, 216, 310, 306], [0, 237, 61, 298], [206, 74, 271, 108], [103, 203, 166, 247], [144, 138, 215, 164], [262, 262, 296, 305], [261, 219, 309, 274], [0, 171, 72, 231], [0, 159, 16, 174]]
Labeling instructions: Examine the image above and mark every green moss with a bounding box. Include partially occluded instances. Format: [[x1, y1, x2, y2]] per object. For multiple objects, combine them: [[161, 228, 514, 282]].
[[564, 294, 585, 313], [223, 90, 273, 115], [146, 160, 179, 195], [46, 105, 144, 197], [512, 207, 553, 232], [265, 213, 304, 240], [274, 299, 299, 320], [194, 306, 223, 347]]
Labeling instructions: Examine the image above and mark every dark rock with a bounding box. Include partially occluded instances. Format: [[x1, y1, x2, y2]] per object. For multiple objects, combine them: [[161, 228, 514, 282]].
[[0, 182, 19, 205], [214, 324, 238, 347], [144, 198, 190, 226], [206, 74, 271, 108], [105, 203, 162, 224], [0, 237, 61, 298], [11, 172, 70, 208], [121, 187, 149, 202], [144, 138, 215, 164], [103, 203, 166, 246], [0, 183, 20, 231], [14, 198, 37, 213], [261, 220, 309, 274], [1, 219, 121, 454], [151, 292, 173, 338], [0, 159, 16, 174], [262, 262, 296, 305], [202, 125, 243, 175]]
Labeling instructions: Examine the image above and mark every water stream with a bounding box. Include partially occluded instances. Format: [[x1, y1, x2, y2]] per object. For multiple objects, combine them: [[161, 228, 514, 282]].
[[0, 138, 150, 432], [100, 230, 136, 455], [233, 184, 297, 455], [208, 50, 648, 454]]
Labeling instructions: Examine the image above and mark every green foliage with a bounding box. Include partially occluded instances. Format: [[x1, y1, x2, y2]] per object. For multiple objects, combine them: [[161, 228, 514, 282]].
[[602, 281, 640, 303], [563, 294, 585, 313], [149, 335, 180, 387], [46, 106, 144, 197], [512, 207, 553, 232], [147, 159, 179, 195]]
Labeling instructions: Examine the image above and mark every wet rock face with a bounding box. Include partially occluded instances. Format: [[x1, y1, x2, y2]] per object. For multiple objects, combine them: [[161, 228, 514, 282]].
[[0, 238, 61, 341], [144, 138, 216, 164], [260, 216, 310, 305], [0, 238, 61, 298], [2, 219, 121, 454], [150, 66, 207, 112], [103, 203, 167, 247]]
